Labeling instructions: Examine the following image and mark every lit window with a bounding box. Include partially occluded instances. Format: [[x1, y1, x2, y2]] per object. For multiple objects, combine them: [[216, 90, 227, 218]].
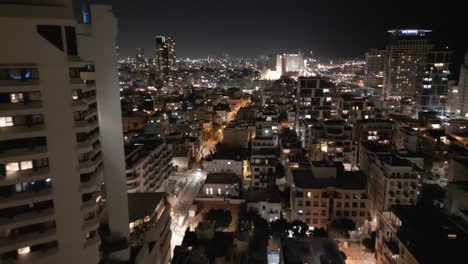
[[0, 117, 14, 127], [307, 192, 311, 198], [6, 162, 20, 172], [17, 247, 30, 255], [20, 160, 33, 170], [10, 93, 24, 103], [218, 188, 221, 195]]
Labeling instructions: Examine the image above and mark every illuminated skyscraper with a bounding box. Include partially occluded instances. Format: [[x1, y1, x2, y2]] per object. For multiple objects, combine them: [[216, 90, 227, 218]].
[[155, 36, 176, 82], [458, 52, 468, 116], [383, 29, 433, 100], [364, 49, 385, 89], [135, 48, 146, 70], [417, 50, 452, 114]]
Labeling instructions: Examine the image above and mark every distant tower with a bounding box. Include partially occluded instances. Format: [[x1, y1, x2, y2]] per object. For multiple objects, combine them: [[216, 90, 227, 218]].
[[155, 36, 176, 83], [135, 48, 145, 70], [459, 52, 468, 116], [364, 49, 385, 89], [383, 29, 433, 100], [417, 50, 452, 114]]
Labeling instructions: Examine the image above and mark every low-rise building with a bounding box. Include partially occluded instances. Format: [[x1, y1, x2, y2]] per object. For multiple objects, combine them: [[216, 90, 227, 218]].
[[245, 190, 282, 222], [290, 161, 368, 229], [202, 172, 241, 198], [123, 111, 148, 132]]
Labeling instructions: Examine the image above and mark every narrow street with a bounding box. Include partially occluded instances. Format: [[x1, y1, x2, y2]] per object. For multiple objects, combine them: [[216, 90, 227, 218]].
[[168, 169, 206, 255]]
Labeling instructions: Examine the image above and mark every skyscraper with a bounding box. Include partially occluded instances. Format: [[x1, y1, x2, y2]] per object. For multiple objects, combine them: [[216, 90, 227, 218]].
[[135, 48, 146, 70], [364, 49, 385, 89], [155, 36, 176, 82], [383, 29, 433, 100], [0, 1, 129, 263], [417, 50, 452, 114], [458, 52, 468, 116]]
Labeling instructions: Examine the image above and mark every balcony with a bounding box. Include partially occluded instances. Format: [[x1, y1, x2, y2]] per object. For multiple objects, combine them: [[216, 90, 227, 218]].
[[78, 156, 102, 174], [84, 108, 97, 120], [0, 208, 54, 230], [4, 245, 57, 264], [0, 167, 50, 187], [81, 199, 98, 215], [0, 102, 42, 116], [72, 99, 89, 111], [79, 170, 102, 193], [0, 226, 56, 255], [82, 216, 100, 233], [74, 119, 99, 134], [77, 134, 100, 154], [0, 188, 53, 210], [0, 145, 47, 164], [0, 124, 45, 141]]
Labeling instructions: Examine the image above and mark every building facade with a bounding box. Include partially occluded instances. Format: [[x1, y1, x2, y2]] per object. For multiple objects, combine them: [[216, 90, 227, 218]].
[[0, 1, 129, 263]]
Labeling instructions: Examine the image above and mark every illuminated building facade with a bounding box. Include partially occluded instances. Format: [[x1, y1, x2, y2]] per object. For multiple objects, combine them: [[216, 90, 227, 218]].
[[417, 50, 452, 114], [155, 36, 176, 83], [383, 29, 433, 100], [295, 76, 335, 130], [364, 49, 385, 89], [135, 48, 146, 70]]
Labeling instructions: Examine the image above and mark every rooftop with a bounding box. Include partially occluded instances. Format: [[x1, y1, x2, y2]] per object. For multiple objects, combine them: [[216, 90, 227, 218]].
[[204, 173, 241, 185], [128, 192, 166, 223], [281, 237, 344, 264], [388, 205, 468, 264], [292, 167, 366, 190]]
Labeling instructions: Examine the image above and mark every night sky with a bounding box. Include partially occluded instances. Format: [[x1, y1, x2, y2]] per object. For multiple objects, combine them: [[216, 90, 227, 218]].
[[92, 0, 466, 67]]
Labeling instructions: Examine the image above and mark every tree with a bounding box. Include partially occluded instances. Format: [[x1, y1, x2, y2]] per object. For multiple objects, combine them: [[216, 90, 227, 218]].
[[270, 218, 289, 238], [312, 227, 328, 238], [290, 220, 309, 237], [203, 209, 232, 230]]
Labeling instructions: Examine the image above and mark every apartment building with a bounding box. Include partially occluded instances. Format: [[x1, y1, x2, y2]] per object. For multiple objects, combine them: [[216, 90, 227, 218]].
[[376, 206, 467, 264], [367, 154, 420, 219], [355, 119, 396, 145], [125, 140, 174, 193], [0, 1, 129, 263], [300, 119, 357, 171], [290, 162, 368, 229], [128, 192, 172, 264]]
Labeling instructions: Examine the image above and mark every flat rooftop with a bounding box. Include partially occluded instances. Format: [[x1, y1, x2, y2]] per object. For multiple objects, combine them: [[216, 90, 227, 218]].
[[389, 205, 468, 264], [128, 192, 166, 223]]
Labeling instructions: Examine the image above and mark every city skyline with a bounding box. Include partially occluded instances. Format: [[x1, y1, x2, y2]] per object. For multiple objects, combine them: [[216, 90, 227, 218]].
[[93, 0, 466, 64]]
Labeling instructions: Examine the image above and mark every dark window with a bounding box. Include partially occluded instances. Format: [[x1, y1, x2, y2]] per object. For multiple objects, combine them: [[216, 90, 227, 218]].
[[65, 26, 78, 56], [37, 25, 63, 51]]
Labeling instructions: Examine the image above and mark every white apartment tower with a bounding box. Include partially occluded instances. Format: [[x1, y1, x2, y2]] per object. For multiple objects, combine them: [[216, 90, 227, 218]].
[[0, 1, 129, 263]]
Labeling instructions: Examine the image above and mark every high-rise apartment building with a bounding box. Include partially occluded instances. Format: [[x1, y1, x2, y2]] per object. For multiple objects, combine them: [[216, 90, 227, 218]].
[[0, 1, 129, 263], [364, 49, 385, 89], [295, 76, 335, 130], [417, 50, 452, 114], [383, 29, 433, 100], [155, 36, 176, 82], [458, 52, 468, 116]]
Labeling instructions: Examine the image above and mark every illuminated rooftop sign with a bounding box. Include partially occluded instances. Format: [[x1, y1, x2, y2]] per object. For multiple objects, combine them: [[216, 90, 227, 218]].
[[401, 29, 419, 35]]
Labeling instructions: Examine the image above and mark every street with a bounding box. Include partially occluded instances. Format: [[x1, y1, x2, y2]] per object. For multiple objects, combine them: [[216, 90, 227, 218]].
[[168, 169, 206, 255]]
